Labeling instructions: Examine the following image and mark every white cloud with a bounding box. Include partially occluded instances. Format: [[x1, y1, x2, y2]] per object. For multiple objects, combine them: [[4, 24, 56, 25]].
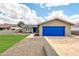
[[39, 1, 70, 8], [44, 10, 78, 24], [44, 10, 68, 20], [39, 3, 70, 10], [44, 2, 69, 7], [0, 3, 45, 24], [69, 15, 79, 23], [45, 3, 69, 7]]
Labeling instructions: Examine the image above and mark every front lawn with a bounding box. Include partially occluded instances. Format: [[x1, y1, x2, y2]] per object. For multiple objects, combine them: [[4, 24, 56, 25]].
[[0, 34, 27, 53]]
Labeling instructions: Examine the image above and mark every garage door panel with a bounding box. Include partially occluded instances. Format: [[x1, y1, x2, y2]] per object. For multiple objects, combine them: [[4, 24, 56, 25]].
[[42, 26, 65, 36]]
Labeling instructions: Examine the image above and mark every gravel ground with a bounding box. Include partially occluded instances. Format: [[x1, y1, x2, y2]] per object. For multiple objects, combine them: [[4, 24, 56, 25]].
[[0, 36, 47, 56]]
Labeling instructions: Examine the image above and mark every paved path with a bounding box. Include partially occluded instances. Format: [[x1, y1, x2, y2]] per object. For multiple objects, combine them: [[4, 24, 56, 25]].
[[0, 34, 47, 56]]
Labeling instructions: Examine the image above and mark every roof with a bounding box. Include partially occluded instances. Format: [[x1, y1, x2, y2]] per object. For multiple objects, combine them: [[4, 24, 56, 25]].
[[38, 18, 75, 25], [10, 24, 18, 27], [0, 24, 11, 28], [25, 24, 38, 27]]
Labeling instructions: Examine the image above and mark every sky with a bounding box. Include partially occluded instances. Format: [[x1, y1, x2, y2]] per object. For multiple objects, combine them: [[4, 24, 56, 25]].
[[23, 3, 79, 17], [0, 3, 79, 24]]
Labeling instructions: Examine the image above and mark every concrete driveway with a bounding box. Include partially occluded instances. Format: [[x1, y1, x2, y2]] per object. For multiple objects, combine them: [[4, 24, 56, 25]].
[[0, 34, 47, 56], [45, 36, 79, 56]]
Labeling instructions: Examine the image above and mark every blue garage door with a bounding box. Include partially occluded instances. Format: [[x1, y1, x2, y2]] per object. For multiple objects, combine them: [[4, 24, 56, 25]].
[[42, 26, 65, 36]]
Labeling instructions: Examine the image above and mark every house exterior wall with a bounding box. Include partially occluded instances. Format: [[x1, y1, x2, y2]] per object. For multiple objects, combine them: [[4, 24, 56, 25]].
[[39, 20, 72, 36]]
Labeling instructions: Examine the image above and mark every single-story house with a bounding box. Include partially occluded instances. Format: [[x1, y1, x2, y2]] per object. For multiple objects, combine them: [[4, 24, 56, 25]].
[[38, 18, 74, 36], [0, 23, 38, 33], [10, 24, 21, 30], [0, 24, 11, 30]]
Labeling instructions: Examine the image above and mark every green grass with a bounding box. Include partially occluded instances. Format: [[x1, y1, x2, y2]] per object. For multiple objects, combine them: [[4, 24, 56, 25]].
[[0, 34, 27, 53]]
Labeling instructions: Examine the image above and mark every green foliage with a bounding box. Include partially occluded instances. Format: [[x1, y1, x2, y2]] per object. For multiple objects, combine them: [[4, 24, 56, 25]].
[[18, 21, 25, 28]]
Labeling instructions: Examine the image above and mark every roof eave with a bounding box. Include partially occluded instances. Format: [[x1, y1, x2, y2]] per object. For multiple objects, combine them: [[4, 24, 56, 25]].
[[38, 18, 75, 26]]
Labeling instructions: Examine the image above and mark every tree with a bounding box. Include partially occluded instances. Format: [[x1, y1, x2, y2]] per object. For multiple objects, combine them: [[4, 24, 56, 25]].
[[18, 21, 25, 28], [17, 21, 25, 33]]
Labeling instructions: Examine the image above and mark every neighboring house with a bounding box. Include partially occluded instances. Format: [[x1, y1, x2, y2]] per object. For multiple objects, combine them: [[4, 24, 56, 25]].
[[0, 24, 21, 34], [71, 23, 79, 31], [0, 24, 11, 30], [0, 23, 38, 33], [71, 23, 79, 35], [10, 24, 21, 30], [21, 25, 38, 33], [38, 18, 74, 36], [0, 24, 21, 31]]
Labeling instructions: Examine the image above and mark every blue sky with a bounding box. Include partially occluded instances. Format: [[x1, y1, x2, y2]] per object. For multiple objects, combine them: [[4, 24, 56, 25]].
[[22, 3, 79, 17]]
